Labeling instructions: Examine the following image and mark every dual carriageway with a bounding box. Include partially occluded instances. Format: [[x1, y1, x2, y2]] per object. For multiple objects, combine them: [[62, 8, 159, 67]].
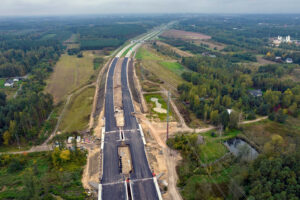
[[99, 30, 164, 200]]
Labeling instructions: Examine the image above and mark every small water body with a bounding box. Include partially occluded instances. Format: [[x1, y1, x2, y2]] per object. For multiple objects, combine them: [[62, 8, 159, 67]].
[[224, 138, 258, 161]]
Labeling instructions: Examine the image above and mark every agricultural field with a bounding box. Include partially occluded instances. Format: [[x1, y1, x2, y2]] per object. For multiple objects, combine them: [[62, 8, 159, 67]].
[[160, 29, 226, 52], [45, 52, 96, 104], [161, 29, 211, 40], [59, 86, 95, 133], [64, 34, 80, 49]]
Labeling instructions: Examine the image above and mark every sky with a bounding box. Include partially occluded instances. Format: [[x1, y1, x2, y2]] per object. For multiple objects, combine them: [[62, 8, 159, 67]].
[[0, 0, 300, 16]]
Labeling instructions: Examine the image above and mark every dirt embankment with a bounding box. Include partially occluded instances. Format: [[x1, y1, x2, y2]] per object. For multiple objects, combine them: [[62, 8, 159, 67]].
[[82, 144, 101, 190], [89, 57, 112, 130]]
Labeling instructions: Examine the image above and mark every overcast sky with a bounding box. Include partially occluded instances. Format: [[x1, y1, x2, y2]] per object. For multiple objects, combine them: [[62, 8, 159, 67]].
[[1, 0, 300, 16]]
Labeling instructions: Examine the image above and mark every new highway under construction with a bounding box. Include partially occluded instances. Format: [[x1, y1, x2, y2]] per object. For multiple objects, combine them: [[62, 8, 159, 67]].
[[99, 30, 164, 200]]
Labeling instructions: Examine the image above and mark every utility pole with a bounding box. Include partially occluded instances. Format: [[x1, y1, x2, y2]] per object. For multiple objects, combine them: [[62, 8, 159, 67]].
[[166, 91, 170, 141]]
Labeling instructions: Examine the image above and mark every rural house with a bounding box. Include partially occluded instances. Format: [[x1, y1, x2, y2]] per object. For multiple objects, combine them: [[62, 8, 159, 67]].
[[4, 79, 14, 87], [249, 89, 262, 97], [286, 58, 293, 64]]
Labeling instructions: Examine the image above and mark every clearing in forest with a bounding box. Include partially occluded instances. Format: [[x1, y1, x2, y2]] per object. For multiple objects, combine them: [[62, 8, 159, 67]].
[[45, 52, 95, 104]]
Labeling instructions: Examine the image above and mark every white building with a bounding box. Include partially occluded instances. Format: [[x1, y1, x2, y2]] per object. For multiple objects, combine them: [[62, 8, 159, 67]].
[[273, 35, 292, 46]]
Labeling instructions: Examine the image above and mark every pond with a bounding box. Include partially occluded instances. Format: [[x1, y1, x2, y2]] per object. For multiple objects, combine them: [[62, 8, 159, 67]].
[[224, 138, 258, 161]]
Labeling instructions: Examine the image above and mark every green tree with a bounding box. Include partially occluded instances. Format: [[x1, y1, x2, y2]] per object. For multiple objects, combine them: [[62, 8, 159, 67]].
[[282, 88, 293, 107], [222, 95, 232, 107], [264, 90, 281, 108], [220, 110, 230, 127], [229, 111, 239, 129], [60, 149, 71, 162], [264, 134, 284, 155], [3, 130, 11, 145], [51, 147, 61, 168], [210, 110, 219, 125]]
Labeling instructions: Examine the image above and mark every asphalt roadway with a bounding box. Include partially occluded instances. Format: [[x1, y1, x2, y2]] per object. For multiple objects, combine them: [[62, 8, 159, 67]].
[[100, 57, 159, 200]]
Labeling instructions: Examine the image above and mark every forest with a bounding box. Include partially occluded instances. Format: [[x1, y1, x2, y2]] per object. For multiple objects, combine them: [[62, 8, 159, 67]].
[[78, 24, 150, 50], [0, 28, 65, 146]]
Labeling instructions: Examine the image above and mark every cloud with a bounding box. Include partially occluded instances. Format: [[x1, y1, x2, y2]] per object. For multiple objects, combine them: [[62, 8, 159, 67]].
[[0, 0, 299, 16]]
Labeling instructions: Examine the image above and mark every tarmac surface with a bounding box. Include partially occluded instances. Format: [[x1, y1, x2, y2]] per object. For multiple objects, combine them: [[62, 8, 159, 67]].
[[101, 57, 159, 199]]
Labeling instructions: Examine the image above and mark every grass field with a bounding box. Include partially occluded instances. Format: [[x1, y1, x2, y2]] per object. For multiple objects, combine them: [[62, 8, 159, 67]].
[[45, 51, 96, 104], [59, 86, 95, 133], [0, 152, 86, 199], [136, 47, 162, 60], [199, 130, 241, 163], [144, 93, 173, 121], [137, 46, 186, 93], [159, 61, 186, 76]]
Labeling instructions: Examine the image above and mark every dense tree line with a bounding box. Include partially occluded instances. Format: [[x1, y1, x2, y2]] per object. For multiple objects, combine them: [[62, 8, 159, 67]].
[[0, 33, 63, 77], [78, 24, 151, 50], [242, 152, 300, 199], [229, 135, 300, 200]]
